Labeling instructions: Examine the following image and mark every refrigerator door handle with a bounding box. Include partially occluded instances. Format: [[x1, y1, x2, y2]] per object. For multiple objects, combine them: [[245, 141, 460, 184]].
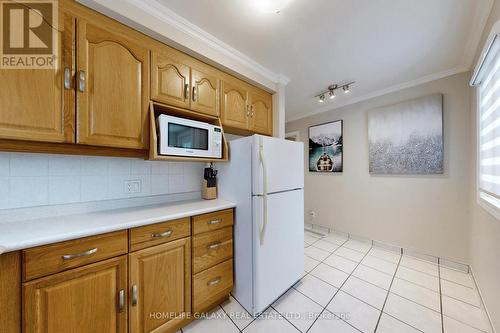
[[259, 142, 268, 245]]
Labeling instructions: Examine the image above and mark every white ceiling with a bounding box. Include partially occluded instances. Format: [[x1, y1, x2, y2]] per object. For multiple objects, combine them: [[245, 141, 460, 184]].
[[156, 0, 492, 121]]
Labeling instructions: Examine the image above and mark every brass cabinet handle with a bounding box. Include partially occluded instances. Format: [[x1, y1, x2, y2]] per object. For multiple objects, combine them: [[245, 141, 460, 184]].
[[192, 86, 197, 101], [132, 285, 138, 306], [250, 105, 254, 117], [118, 289, 125, 313], [64, 67, 71, 90], [151, 230, 173, 238], [78, 70, 86, 92], [185, 83, 190, 100], [62, 247, 97, 260], [207, 241, 222, 250], [207, 276, 222, 286], [207, 219, 222, 225], [246, 105, 251, 117]]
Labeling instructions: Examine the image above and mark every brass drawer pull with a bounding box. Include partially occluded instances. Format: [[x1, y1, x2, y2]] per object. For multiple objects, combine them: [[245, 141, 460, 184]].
[[207, 219, 222, 225], [151, 230, 173, 238], [207, 241, 222, 250], [62, 248, 97, 260], [207, 276, 222, 286]]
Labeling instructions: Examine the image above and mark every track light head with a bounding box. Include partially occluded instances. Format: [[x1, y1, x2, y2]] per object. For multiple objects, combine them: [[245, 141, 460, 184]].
[[318, 94, 325, 103], [343, 85, 350, 94], [328, 90, 335, 99]]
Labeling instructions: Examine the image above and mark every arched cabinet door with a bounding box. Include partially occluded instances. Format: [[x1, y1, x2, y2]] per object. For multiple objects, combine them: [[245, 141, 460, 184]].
[[76, 20, 149, 149], [0, 10, 74, 143], [221, 80, 249, 130], [249, 89, 273, 136], [151, 51, 190, 109], [191, 68, 219, 117]]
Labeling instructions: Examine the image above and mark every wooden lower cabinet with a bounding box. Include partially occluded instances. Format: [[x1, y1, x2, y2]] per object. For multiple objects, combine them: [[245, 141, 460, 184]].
[[14, 209, 233, 333], [23, 256, 128, 333], [129, 238, 191, 333]]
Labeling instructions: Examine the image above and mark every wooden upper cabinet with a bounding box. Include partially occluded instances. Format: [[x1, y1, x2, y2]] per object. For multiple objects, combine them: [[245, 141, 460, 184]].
[[76, 19, 149, 149], [249, 89, 273, 135], [151, 51, 190, 109], [0, 11, 74, 143], [191, 67, 219, 117], [221, 80, 248, 130], [23, 256, 128, 333], [129, 238, 191, 333]]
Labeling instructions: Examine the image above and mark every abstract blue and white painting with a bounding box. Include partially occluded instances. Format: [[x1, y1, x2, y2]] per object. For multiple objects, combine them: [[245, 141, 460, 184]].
[[368, 94, 443, 174]]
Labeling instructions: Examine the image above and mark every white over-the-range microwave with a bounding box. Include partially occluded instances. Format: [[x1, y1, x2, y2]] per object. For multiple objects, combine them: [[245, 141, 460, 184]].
[[158, 114, 223, 158]]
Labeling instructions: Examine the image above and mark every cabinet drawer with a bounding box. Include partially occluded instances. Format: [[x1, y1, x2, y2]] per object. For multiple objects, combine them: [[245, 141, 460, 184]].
[[129, 217, 191, 251], [23, 230, 128, 281], [193, 259, 233, 313], [192, 209, 233, 235], [193, 227, 233, 274]]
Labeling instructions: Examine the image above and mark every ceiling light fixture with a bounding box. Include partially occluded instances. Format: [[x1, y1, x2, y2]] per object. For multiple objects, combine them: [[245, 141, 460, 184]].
[[328, 89, 335, 99], [254, 0, 292, 13], [315, 81, 355, 103]]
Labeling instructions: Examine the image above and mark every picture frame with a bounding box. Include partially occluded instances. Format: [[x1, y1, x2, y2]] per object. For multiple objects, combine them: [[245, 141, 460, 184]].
[[308, 120, 343, 172]]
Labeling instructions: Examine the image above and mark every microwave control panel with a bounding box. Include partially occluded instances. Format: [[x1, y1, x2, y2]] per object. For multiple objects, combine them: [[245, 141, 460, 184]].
[[213, 127, 222, 152]]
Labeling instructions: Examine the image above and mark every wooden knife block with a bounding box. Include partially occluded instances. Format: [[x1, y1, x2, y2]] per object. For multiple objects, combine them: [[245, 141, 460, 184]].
[[202, 179, 217, 200]]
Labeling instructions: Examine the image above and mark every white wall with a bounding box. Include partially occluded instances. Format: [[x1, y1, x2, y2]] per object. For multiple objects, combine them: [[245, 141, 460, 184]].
[[0, 152, 203, 211], [286, 72, 471, 261], [468, 1, 500, 330]]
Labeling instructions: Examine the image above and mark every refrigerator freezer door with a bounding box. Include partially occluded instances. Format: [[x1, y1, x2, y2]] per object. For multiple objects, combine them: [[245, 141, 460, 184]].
[[252, 189, 304, 315], [253, 135, 304, 195]]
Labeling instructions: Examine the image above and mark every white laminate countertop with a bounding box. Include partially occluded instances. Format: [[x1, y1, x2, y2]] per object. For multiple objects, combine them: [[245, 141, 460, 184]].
[[0, 199, 236, 254]]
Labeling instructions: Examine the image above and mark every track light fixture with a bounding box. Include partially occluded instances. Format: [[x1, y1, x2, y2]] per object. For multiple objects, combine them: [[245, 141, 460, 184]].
[[316, 81, 355, 103]]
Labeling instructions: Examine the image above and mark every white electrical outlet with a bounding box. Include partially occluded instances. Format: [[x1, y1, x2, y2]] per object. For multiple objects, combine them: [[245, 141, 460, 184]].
[[124, 180, 142, 194]]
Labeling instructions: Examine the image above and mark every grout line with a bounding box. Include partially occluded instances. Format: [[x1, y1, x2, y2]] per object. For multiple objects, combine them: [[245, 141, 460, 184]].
[[226, 293, 261, 331], [305, 241, 373, 333], [438, 261, 445, 333], [218, 303, 243, 332], [394, 275, 440, 294], [374, 250, 402, 332], [441, 314, 490, 333], [270, 305, 303, 332], [469, 266, 497, 333], [382, 312, 426, 333]]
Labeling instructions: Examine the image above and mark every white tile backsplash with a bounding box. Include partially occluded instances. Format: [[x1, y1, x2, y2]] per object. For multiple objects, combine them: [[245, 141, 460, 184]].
[[49, 155, 82, 176], [0, 177, 9, 209], [10, 154, 48, 176], [49, 176, 81, 205], [81, 156, 108, 176], [81, 175, 108, 201], [0, 153, 10, 176], [151, 174, 169, 195], [10, 176, 49, 208], [0, 153, 204, 210]]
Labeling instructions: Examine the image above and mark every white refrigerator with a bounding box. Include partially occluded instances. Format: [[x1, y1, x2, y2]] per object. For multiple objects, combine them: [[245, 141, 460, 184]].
[[218, 135, 304, 316]]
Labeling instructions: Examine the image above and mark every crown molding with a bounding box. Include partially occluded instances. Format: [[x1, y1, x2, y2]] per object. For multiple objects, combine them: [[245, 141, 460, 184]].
[[81, 0, 289, 90], [286, 65, 469, 123]]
